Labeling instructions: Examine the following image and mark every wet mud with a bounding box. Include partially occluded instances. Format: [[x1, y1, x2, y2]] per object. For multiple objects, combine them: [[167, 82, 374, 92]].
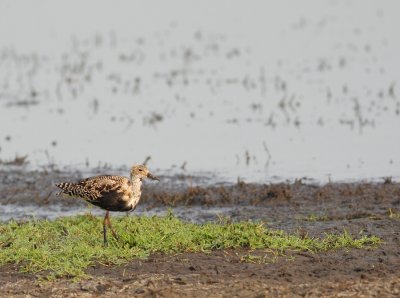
[[0, 168, 400, 296], [1, 247, 399, 297]]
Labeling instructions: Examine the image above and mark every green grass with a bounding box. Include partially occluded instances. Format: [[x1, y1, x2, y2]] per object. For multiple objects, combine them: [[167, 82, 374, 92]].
[[389, 208, 400, 220], [0, 212, 381, 279], [303, 214, 329, 222]]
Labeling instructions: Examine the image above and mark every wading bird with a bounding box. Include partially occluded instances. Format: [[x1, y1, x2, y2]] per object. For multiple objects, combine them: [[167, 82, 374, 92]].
[[55, 165, 159, 246]]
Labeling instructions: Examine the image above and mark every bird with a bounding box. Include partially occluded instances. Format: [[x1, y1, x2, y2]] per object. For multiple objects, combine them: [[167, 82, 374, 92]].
[[55, 164, 159, 246]]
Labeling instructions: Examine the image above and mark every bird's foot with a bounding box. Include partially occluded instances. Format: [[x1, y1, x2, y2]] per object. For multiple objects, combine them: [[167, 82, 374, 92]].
[[111, 230, 120, 241]]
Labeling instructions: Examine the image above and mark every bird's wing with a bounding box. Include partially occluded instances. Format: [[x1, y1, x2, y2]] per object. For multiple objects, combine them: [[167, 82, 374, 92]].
[[76, 175, 131, 201]]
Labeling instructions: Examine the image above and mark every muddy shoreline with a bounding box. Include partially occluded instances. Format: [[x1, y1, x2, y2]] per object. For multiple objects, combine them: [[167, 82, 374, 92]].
[[0, 168, 400, 296], [1, 247, 399, 297]]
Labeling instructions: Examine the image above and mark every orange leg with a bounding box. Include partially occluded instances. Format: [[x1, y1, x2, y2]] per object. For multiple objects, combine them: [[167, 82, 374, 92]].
[[105, 211, 119, 241], [103, 212, 108, 246]]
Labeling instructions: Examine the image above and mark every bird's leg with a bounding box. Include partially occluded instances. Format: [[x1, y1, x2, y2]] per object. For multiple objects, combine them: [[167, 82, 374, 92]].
[[105, 211, 119, 241], [103, 212, 108, 247]]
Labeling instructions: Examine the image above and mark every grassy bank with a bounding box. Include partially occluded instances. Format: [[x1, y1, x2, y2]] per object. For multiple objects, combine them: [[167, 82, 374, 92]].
[[0, 213, 380, 279]]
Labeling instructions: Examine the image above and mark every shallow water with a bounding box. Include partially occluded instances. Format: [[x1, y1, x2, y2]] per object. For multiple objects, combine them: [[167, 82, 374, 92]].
[[0, 0, 399, 183]]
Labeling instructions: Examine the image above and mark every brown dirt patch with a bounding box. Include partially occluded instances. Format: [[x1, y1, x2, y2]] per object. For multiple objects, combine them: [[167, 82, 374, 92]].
[[1, 246, 399, 297]]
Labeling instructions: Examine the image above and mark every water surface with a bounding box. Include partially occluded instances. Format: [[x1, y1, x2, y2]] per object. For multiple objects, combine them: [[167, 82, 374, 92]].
[[0, 0, 399, 183]]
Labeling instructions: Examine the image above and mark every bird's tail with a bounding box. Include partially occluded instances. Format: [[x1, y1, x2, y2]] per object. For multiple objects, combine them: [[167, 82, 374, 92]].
[[55, 182, 80, 197]]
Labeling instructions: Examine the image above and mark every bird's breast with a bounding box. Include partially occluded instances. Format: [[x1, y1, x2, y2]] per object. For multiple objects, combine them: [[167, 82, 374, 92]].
[[126, 192, 141, 209], [124, 182, 142, 209], [119, 178, 142, 210]]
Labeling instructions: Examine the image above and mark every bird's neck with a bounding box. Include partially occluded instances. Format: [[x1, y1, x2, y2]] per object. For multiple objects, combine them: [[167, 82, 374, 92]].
[[129, 175, 143, 202], [130, 175, 143, 187]]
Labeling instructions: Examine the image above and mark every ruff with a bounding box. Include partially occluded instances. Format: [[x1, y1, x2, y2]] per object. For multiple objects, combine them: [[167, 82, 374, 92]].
[[56, 164, 159, 245]]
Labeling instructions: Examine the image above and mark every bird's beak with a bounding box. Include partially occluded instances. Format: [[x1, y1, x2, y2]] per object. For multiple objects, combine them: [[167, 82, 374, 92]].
[[147, 172, 160, 181]]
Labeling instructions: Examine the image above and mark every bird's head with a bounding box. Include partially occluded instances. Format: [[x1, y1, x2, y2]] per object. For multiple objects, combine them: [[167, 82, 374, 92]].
[[130, 164, 160, 181]]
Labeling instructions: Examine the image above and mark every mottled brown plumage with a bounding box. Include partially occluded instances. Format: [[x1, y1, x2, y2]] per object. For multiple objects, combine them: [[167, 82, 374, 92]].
[[56, 164, 159, 245]]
